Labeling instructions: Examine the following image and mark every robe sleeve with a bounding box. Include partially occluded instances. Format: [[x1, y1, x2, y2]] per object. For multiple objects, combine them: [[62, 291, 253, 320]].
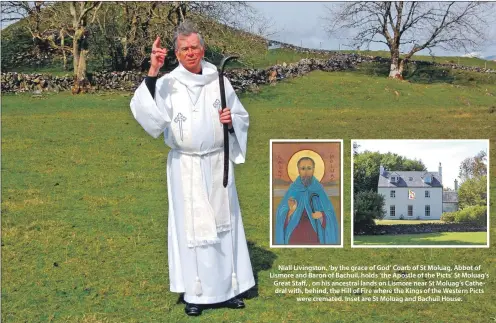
[[224, 77, 249, 164], [130, 75, 172, 138], [275, 190, 292, 244]]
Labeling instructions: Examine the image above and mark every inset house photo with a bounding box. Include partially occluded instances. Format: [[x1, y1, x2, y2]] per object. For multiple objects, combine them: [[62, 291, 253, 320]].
[[352, 139, 489, 247], [270, 140, 343, 247]]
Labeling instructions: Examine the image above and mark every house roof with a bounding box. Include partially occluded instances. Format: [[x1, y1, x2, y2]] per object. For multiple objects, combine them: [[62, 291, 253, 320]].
[[378, 171, 442, 188], [443, 191, 459, 203]]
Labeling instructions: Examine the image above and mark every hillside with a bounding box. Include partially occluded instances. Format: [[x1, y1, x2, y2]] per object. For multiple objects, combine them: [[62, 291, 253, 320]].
[[2, 2, 495, 75], [0, 2, 270, 72]]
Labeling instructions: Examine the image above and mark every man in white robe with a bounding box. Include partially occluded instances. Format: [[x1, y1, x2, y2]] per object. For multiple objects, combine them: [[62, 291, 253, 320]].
[[129, 21, 255, 316]]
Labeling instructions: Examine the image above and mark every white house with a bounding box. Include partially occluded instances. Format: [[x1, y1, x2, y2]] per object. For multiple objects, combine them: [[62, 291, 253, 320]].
[[378, 163, 443, 220]]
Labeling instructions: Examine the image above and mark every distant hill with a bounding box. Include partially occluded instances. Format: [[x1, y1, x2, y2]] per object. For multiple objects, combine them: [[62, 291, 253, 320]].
[[462, 52, 483, 58], [486, 55, 496, 61]]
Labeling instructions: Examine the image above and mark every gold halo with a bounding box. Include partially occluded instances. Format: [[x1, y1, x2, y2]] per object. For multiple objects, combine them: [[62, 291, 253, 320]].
[[287, 149, 325, 182]]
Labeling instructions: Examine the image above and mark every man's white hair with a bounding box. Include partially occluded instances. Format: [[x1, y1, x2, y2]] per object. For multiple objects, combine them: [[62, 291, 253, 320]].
[[173, 20, 205, 51]]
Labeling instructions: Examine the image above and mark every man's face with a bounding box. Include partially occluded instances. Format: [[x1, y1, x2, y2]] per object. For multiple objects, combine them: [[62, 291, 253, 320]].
[[175, 33, 204, 74], [298, 159, 314, 186]]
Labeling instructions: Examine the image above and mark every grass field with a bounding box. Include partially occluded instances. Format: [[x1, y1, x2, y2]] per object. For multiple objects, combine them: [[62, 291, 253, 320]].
[[353, 232, 488, 246], [2, 71, 496, 322]]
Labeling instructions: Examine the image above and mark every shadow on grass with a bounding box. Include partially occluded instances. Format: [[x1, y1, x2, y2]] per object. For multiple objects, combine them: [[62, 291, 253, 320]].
[[243, 240, 277, 299], [175, 240, 276, 306], [354, 231, 487, 246]]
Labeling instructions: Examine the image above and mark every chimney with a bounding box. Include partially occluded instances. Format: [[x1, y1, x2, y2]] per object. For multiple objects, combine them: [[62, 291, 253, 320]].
[[380, 164, 385, 176], [454, 179, 458, 191], [438, 162, 442, 184]]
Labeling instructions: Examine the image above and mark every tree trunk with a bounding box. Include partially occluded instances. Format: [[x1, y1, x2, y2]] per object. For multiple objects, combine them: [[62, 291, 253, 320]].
[[389, 50, 400, 78], [77, 49, 88, 81], [389, 49, 404, 80], [60, 29, 68, 71], [72, 28, 90, 94], [73, 33, 80, 75], [399, 59, 405, 77]]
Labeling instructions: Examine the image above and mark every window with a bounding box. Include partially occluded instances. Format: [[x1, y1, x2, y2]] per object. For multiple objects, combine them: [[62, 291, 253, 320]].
[[424, 175, 431, 184], [425, 205, 430, 217], [408, 205, 413, 217], [390, 190, 396, 198], [425, 190, 430, 198], [391, 176, 396, 182], [390, 205, 395, 217]]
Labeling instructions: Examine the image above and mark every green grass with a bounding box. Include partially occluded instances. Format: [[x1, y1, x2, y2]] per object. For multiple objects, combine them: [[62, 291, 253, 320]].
[[353, 232, 487, 245], [375, 220, 444, 225], [2, 71, 496, 322]]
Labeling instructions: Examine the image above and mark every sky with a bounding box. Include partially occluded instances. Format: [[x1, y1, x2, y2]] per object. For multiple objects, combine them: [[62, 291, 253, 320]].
[[251, 2, 496, 58], [354, 140, 489, 190]]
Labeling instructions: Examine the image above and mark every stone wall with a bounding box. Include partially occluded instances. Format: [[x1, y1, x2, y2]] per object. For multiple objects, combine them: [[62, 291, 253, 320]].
[[269, 39, 496, 74], [2, 53, 494, 94], [0, 54, 375, 94], [354, 223, 487, 235]]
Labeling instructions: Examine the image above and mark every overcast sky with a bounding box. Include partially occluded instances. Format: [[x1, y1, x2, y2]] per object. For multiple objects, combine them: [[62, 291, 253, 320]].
[[251, 2, 496, 58], [354, 140, 489, 190]]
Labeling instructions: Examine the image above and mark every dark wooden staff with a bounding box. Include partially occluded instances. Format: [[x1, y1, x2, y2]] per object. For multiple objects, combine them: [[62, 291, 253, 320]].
[[218, 56, 238, 187]]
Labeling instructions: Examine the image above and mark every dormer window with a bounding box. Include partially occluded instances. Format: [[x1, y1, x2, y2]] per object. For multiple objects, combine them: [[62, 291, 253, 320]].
[[424, 175, 431, 184], [391, 176, 396, 182]]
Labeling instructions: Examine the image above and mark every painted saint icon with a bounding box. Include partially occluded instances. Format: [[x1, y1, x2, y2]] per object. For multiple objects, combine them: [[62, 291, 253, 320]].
[[271, 141, 342, 246]]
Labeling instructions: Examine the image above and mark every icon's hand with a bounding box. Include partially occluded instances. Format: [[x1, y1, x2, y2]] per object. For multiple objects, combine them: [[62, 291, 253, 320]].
[[149, 36, 167, 76], [311, 211, 323, 219], [287, 197, 297, 218]]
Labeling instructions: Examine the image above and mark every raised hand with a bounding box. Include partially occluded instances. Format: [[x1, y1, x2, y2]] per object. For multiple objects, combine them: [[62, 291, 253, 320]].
[[287, 197, 297, 218], [311, 211, 323, 219], [149, 36, 167, 77]]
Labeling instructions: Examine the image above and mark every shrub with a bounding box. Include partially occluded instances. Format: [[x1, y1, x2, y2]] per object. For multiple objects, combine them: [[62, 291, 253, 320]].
[[454, 205, 487, 226], [441, 212, 456, 223], [441, 206, 487, 226]]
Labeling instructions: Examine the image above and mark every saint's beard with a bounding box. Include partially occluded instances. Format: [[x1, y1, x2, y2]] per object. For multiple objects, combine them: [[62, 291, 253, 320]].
[[301, 176, 312, 187]]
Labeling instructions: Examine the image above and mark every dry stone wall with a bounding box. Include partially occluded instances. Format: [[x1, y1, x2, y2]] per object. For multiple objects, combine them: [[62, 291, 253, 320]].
[[2, 52, 494, 94]]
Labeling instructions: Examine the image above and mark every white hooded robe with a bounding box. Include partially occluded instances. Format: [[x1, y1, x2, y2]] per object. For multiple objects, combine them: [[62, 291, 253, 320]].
[[129, 61, 255, 304]]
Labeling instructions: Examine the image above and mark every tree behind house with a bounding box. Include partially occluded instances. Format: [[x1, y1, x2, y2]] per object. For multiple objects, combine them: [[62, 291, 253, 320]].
[[353, 151, 426, 194]]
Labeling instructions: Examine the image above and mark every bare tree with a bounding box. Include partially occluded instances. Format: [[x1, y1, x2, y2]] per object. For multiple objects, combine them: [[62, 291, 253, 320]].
[[188, 2, 277, 38], [1, 1, 52, 53], [95, 2, 159, 70], [67, 1, 102, 92], [459, 150, 487, 183], [323, 2, 494, 78], [1, 1, 41, 23], [5, 1, 102, 91]]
